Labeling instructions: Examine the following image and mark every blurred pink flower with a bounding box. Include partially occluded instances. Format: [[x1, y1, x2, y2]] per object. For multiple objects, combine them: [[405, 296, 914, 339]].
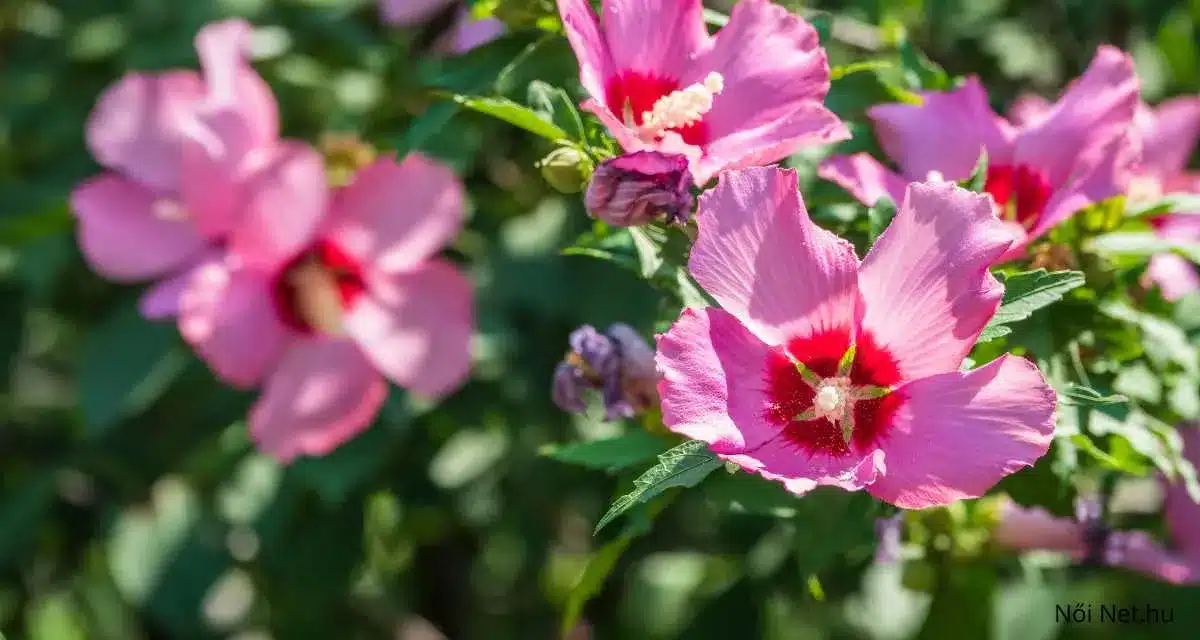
[[177, 153, 473, 462], [70, 19, 277, 319], [378, 0, 504, 54], [995, 427, 1200, 585], [558, 0, 848, 184], [656, 168, 1056, 508], [820, 46, 1140, 262]]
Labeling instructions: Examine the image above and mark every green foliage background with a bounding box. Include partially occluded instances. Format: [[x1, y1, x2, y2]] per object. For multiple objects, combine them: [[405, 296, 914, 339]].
[[2, 0, 1199, 638]]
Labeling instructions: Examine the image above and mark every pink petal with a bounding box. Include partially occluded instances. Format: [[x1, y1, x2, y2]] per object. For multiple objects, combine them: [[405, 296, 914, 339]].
[[1138, 96, 1200, 177], [327, 154, 464, 274], [869, 77, 1015, 181], [993, 499, 1085, 553], [1144, 253, 1200, 302], [1007, 93, 1053, 128], [602, 0, 708, 83], [139, 261, 205, 320], [1163, 427, 1200, 557], [343, 260, 473, 399], [558, 0, 616, 102], [249, 338, 388, 463], [867, 355, 1056, 509], [1013, 46, 1139, 187], [178, 256, 291, 389], [1154, 211, 1200, 241], [85, 71, 203, 194], [689, 167, 859, 346], [1112, 531, 1200, 585], [70, 174, 207, 282], [192, 19, 279, 163], [1026, 131, 1139, 244], [858, 182, 1013, 380], [656, 307, 883, 493], [817, 153, 909, 207], [379, 0, 453, 26], [228, 141, 328, 272]]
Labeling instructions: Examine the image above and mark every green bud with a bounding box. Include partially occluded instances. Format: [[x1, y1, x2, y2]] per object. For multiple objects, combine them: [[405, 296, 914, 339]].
[[538, 147, 591, 194]]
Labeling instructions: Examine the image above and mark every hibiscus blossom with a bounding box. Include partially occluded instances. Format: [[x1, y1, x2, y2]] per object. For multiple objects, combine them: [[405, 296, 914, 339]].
[[656, 167, 1056, 508], [558, 0, 848, 184], [178, 152, 473, 461], [820, 46, 1140, 262], [70, 19, 276, 318], [994, 427, 1200, 585]]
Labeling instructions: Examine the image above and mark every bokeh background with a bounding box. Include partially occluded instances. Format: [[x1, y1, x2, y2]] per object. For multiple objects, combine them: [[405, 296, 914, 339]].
[[2, 0, 1199, 638]]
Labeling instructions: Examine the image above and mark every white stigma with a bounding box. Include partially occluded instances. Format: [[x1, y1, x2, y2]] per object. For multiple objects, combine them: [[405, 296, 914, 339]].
[[637, 72, 725, 140], [925, 170, 947, 184], [816, 384, 843, 414], [290, 260, 347, 337], [153, 199, 189, 222]]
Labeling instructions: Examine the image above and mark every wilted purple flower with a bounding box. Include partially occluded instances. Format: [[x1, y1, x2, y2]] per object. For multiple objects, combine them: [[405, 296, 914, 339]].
[[552, 324, 657, 420], [584, 152, 694, 227], [874, 513, 905, 564]]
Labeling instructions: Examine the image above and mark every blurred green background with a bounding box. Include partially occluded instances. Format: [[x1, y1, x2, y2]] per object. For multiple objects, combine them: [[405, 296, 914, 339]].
[[2, 0, 1199, 638]]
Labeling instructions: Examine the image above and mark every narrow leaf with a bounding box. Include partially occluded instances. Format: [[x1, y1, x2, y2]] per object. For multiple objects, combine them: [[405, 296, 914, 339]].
[[594, 440, 722, 534], [1059, 384, 1129, 408], [448, 94, 570, 142], [989, 269, 1086, 325], [540, 431, 672, 472]]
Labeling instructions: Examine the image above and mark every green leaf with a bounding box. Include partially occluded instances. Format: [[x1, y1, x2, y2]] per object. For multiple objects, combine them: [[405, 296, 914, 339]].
[[594, 440, 722, 533], [899, 40, 950, 90], [977, 270, 1085, 342], [831, 59, 895, 80], [702, 8, 729, 27], [629, 226, 665, 279], [703, 471, 798, 517], [0, 473, 57, 569], [1125, 193, 1200, 219], [560, 535, 632, 637], [1058, 384, 1129, 408], [526, 80, 586, 142], [867, 196, 897, 245], [963, 149, 988, 193], [1113, 362, 1162, 404], [1087, 232, 1200, 263], [675, 267, 713, 309], [79, 301, 187, 436], [26, 592, 87, 640], [447, 94, 570, 142], [540, 431, 673, 472], [1100, 302, 1198, 376]]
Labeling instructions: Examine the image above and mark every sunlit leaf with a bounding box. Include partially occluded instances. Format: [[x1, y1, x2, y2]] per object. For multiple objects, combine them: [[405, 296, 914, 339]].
[[594, 440, 722, 533]]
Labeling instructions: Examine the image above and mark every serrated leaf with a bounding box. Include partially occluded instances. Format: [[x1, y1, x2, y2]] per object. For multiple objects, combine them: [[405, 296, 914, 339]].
[[1087, 232, 1200, 263], [976, 324, 1012, 343], [540, 431, 671, 472], [978, 270, 1085, 342], [1058, 384, 1128, 408], [594, 440, 722, 533], [447, 94, 570, 142]]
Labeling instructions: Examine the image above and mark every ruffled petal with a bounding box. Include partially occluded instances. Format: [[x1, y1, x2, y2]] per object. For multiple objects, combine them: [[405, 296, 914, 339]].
[[1013, 46, 1139, 187], [327, 154, 464, 274], [602, 0, 708, 82], [858, 182, 1013, 380], [1138, 96, 1200, 177], [689, 167, 859, 346], [85, 71, 203, 193], [226, 141, 328, 272], [869, 77, 1015, 181], [656, 307, 882, 494], [687, 0, 847, 183], [178, 256, 291, 389], [867, 355, 1056, 509], [1144, 253, 1200, 302], [818, 153, 909, 207], [191, 19, 279, 164], [249, 338, 388, 463], [70, 174, 207, 282], [558, 0, 616, 102], [343, 260, 473, 399]]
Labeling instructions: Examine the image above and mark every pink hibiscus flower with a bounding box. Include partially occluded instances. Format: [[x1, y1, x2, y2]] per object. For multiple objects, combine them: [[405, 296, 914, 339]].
[[557, 0, 849, 185], [177, 152, 473, 461], [820, 46, 1140, 262], [69, 19, 276, 319], [378, 0, 505, 54], [994, 427, 1200, 584], [656, 167, 1056, 508]]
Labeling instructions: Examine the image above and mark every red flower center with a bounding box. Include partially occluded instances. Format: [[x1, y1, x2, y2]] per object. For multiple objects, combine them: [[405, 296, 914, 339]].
[[604, 71, 709, 146], [763, 329, 904, 458], [984, 164, 1053, 230], [271, 239, 367, 335]]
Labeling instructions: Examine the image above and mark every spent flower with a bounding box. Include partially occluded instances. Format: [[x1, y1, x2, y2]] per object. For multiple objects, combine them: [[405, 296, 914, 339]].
[[552, 324, 657, 420], [585, 151, 694, 226]]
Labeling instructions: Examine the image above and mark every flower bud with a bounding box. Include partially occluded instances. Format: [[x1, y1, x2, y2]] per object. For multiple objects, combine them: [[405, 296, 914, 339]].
[[539, 147, 591, 194], [584, 151, 694, 227], [551, 323, 658, 420]]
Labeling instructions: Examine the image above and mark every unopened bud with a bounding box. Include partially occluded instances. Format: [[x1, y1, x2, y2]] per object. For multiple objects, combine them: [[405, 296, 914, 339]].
[[539, 147, 591, 194], [584, 151, 694, 227]]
